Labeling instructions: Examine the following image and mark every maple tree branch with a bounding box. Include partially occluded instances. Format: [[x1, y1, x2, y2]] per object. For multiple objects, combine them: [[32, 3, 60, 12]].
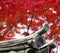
[[3, 25, 14, 35], [26, 15, 34, 36], [0, 22, 3, 26]]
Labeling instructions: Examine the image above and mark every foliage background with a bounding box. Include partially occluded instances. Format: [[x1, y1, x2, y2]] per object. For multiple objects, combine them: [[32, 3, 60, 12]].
[[0, 0, 60, 53]]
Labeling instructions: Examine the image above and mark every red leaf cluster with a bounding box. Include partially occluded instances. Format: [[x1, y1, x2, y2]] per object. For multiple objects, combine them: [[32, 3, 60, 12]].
[[0, 0, 60, 47]]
